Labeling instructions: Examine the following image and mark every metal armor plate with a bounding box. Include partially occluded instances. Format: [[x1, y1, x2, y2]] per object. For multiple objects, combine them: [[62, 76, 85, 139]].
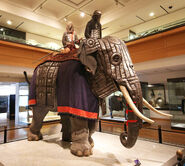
[[88, 68, 118, 99], [35, 62, 61, 111]]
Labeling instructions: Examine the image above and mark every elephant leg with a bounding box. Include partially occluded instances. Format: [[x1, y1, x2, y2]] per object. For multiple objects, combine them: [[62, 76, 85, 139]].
[[28, 106, 49, 141], [70, 116, 92, 157], [60, 114, 71, 142], [88, 120, 97, 148]]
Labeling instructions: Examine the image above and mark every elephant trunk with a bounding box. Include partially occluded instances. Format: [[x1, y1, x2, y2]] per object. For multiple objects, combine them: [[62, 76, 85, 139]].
[[120, 123, 140, 148], [119, 81, 154, 148]]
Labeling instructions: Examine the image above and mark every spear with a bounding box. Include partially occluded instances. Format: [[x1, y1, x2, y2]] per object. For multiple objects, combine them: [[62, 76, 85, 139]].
[[32, 47, 63, 64]]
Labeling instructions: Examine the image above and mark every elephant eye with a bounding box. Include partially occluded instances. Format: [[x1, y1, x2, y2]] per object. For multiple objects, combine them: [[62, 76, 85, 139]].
[[110, 53, 122, 66], [86, 38, 95, 48]]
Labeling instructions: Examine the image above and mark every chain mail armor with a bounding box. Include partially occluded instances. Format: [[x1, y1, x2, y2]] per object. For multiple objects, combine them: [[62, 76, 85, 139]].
[[62, 32, 78, 48]]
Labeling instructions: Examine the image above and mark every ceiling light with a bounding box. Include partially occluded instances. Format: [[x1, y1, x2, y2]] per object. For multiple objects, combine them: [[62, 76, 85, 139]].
[[80, 12, 85, 17], [149, 12, 155, 17], [0, 28, 4, 31], [129, 35, 135, 40], [7, 20, 12, 25], [64, 18, 67, 22]]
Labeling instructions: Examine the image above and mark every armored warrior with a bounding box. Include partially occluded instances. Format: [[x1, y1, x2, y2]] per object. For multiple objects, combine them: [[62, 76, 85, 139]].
[[85, 10, 102, 39], [62, 22, 79, 51]]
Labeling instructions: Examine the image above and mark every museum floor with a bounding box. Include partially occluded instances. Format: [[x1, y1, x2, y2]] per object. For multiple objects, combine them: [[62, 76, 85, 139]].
[[0, 131, 184, 166], [0, 114, 185, 165], [0, 113, 185, 146]]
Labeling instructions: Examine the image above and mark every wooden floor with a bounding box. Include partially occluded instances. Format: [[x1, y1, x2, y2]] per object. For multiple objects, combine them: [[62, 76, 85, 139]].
[[0, 115, 185, 147]]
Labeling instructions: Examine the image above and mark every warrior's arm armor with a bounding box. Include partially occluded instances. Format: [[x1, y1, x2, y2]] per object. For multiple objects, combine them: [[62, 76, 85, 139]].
[[74, 32, 80, 45], [62, 32, 68, 48], [62, 31, 79, 48]]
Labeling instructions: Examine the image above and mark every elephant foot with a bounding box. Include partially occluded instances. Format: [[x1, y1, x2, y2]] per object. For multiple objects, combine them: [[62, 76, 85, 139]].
[[27, 129, 43, 141], [70, 129, 93, 157], [70, 142, 92, 157]]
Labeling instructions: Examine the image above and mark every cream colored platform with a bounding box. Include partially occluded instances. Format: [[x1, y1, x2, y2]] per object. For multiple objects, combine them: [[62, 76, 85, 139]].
[[0, 132, 183, 166]]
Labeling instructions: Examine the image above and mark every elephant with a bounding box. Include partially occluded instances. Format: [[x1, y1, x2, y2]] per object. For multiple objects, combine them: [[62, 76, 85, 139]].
[[27, 36, 172, 157]]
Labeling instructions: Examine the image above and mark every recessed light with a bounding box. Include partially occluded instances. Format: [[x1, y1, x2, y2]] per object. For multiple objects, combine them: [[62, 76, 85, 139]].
[[80, 12, 85, 17], [7, 20, 12, 25], [149, 12, 155, 17]]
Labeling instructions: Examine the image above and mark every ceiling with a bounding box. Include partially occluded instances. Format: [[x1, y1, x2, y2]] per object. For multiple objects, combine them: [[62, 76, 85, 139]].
[[0, 0, 185, 41]]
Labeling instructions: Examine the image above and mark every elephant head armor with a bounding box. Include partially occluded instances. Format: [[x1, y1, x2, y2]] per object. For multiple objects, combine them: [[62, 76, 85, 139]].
[[79, 36, 172, 148]]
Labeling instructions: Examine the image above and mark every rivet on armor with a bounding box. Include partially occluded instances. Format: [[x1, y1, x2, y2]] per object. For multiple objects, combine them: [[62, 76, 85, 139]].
[[110, 53, 122, 66], [86, 38, 95, 47]]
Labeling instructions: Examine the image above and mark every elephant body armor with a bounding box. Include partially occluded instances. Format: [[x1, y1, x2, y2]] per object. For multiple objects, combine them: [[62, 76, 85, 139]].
[[27, 35, 162, 156], [32, 50, 79, 111], [35, 61, 60, 111], [29, 50, 99, 120], [87, 68, 118, 99], [28, 35, 167, 156]]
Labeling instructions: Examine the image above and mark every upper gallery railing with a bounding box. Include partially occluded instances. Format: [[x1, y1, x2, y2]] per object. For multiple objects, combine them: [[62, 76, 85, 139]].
[[0, 33, 60, 51], [0, 18, 185, 49], [123, 17, 185, 42]]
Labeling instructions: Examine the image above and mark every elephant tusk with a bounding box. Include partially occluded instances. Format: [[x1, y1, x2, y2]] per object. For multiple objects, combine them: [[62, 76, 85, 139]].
[[119, 85, 154, 124], [143, 98, 173, 118]]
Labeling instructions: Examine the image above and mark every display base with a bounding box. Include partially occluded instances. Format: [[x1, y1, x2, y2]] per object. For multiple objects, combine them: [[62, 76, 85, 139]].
[[0, 132, 183, 166]]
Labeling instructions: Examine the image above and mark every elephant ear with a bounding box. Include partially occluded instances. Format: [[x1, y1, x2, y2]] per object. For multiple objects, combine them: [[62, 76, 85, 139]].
[[78, 38, 98, 75]]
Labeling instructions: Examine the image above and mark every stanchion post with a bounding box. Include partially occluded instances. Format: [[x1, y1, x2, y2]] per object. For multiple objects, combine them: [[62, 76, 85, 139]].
[[99, 119, 102, 132], [4, 126, 7, 143], [124, 122, 127, 133], [158, 125, 162, 144]]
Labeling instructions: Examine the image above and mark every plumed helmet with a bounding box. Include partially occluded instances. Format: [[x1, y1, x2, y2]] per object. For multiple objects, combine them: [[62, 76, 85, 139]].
[[66, 22, 74, 33]]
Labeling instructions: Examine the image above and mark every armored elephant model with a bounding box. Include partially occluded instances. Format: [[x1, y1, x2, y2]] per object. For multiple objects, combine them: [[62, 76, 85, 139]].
[[27, 36, 172, 157]]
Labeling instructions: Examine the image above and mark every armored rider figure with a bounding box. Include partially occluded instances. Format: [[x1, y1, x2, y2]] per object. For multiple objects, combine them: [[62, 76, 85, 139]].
[[85, 10, 102, 39], [84, 10, 107, 116], [62, 22, 79, 51]]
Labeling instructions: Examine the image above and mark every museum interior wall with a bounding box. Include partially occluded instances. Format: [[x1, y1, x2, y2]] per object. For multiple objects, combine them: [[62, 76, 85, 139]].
[[127, 26, 185, 63]]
